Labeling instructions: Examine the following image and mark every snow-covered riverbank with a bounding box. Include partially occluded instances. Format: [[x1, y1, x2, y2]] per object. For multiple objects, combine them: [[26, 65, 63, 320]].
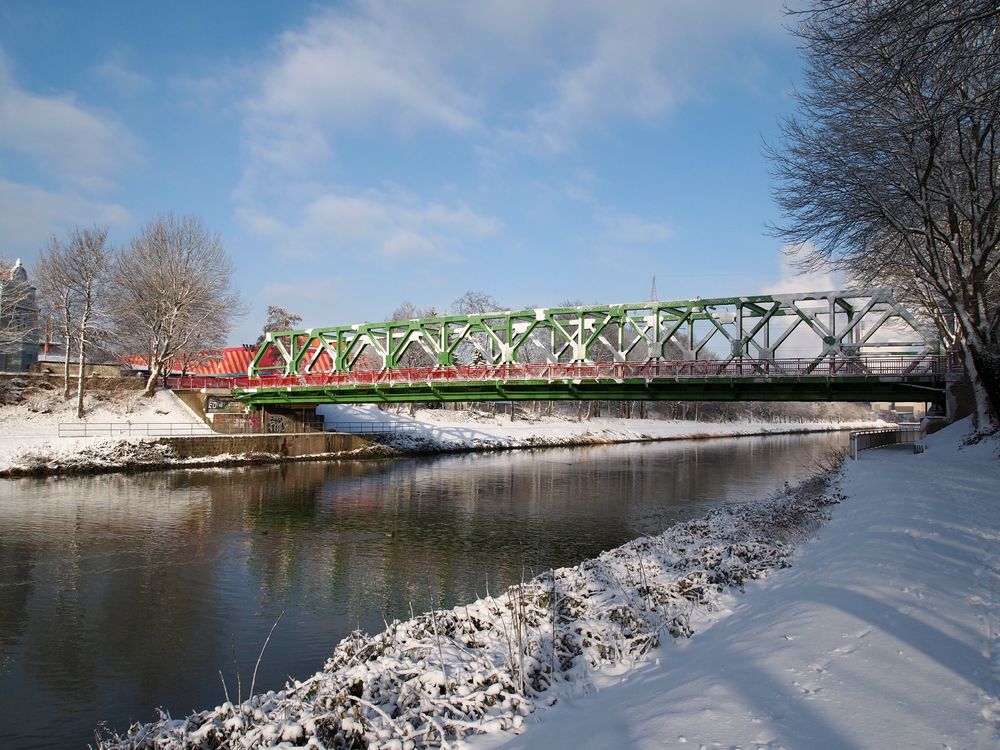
[[0, 385, 194, 475], [95, 450, 847, 749], [0, 382, 882, 476], [319, 404, 883, 454], [92, 418, 999, 750], [468, 419, 1000, 750]]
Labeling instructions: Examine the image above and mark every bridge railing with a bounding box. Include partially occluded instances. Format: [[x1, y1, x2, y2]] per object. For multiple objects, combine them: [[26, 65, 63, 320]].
[[165, 355, 949, 393], [166, 374, 253, 389]]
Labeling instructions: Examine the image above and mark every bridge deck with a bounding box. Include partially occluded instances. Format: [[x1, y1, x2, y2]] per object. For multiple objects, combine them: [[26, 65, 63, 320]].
[[166, 357, 949, 407]]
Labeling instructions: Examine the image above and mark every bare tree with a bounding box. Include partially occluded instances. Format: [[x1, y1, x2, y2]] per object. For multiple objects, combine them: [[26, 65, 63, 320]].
[[452, 291, 500, 316], [35, 243, 75, 396], [256, 305, 303, 345], [110, 214, 243, 397], [35, 228, 112, 415], [389, 301, 438, 369], [451, 291, 503, 368], [769, 0, 1000, 429]]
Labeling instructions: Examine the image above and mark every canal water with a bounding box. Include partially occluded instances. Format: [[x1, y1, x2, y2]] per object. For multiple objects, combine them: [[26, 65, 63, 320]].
[[0, 432, 845, 748]]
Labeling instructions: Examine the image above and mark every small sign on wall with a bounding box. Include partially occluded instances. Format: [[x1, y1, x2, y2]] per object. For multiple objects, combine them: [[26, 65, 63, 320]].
[[206, 397, 244, 413]]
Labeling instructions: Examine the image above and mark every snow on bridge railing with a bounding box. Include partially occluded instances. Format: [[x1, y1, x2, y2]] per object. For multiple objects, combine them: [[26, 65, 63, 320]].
[[165, 355, 950, 393]]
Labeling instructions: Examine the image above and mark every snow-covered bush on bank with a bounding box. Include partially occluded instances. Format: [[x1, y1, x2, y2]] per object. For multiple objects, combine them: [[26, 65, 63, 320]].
[[11, 439, 178, 474], [95, 469, 844, 750]]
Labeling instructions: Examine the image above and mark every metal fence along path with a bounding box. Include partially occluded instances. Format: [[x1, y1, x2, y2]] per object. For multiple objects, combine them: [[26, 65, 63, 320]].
[[57, 422, 214, 438], [323, 421, 421, 434], [849, 425, 924, 459]]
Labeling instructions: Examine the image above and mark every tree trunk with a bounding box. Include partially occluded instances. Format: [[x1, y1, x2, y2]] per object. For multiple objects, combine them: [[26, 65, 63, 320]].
[[964, 339, 1000, 430], [144, 361, 162, 397], [75, 310, 89, 419], [62, 327, 71, 399], [61, 300, 72, 399]]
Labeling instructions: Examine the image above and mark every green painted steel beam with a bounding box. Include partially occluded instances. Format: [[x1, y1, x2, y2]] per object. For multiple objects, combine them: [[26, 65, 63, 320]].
[[250, 288, 940, 378], [233, 374, 945, 407]]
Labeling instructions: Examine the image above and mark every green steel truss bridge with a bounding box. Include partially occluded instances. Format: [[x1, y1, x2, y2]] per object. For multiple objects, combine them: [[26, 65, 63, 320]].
[[173, 289, 950, 406]]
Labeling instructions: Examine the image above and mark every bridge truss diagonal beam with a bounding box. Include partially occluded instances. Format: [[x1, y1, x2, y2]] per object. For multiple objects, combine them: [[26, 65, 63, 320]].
[[249, 288, 940, 379]]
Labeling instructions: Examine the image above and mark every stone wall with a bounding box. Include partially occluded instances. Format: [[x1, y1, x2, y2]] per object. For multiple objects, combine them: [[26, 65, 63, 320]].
[[157, 432, 371, 459]]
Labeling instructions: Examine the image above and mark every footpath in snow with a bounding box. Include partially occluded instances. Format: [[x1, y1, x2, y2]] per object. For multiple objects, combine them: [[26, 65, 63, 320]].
[[469, 419, 1000, 750]]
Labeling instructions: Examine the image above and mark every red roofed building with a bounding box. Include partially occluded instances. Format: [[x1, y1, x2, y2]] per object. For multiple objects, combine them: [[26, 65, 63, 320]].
[[122, 342, 335, 377]]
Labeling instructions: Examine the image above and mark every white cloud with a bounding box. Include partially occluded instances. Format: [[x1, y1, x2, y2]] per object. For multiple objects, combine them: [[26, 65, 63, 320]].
[[237, 0, 787, 166], [244, 3, 478, 168], [240, 188, 500, 263], [492, 0, 787, 152], [0, 177, 131, 253], [230, 0, 786, 296], [599, 212, 673, 246], [92, 52, 151, 96], [761, 245, 841, 296], [0, 57, 140, 187]]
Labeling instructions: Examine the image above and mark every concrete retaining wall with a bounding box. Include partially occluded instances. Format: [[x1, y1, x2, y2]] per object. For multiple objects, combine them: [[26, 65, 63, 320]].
[[157, 432, 372, 459]]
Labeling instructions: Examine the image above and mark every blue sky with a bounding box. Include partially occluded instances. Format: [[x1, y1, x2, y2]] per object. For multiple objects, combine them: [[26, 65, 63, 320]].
[[0, 0, 825, 344]]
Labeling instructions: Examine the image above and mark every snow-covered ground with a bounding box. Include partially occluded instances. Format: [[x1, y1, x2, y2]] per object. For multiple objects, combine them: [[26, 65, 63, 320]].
[[93, 418, 999, 750], [0, 379, 207, 473], [0, 380, 881, 475], [319, 403, 880, 452], [95, 425, 1000, 749], [467, 419, 1000, 750]]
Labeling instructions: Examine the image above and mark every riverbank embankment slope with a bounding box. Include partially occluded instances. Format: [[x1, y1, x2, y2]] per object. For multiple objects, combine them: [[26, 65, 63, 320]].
[[0, 382, 882, 475], [469, 419, 1000, 750], [0, 382, 197, 471]]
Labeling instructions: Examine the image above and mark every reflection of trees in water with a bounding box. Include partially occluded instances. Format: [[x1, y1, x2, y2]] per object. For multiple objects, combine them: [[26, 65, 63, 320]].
[[0, 432, 847, 746], [192, 436, 843, 631], [0, 472, 224, 707], [0, 539, 34, 669]]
